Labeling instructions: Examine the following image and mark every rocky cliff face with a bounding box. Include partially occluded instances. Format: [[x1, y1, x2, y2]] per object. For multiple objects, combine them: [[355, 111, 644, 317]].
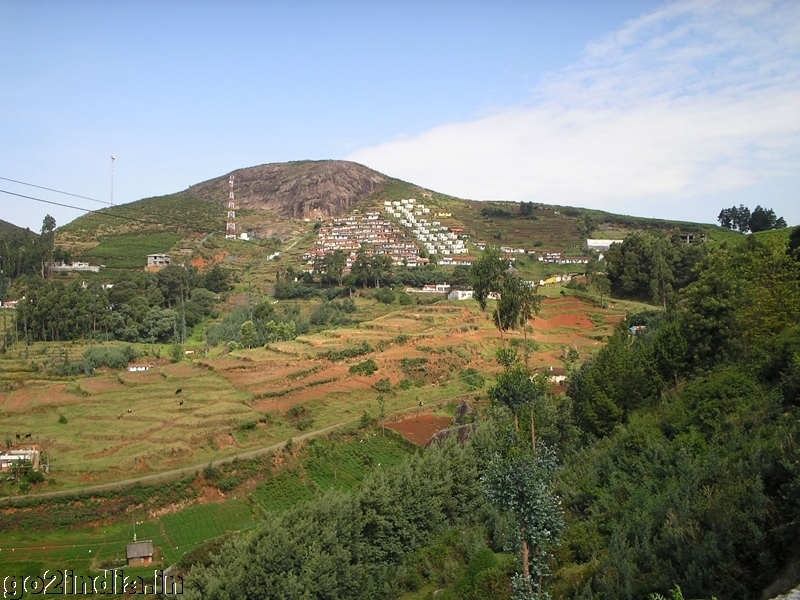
[[183, 160, 389, 220]]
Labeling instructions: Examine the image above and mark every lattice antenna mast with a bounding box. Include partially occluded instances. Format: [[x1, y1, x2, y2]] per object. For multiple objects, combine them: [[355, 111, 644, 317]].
[[226, 174, 236, 239], [110, 155, 116, 205]]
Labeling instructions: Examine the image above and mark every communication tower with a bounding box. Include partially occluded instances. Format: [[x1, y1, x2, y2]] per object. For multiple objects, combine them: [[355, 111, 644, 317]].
[[226, 174, 236, 239]]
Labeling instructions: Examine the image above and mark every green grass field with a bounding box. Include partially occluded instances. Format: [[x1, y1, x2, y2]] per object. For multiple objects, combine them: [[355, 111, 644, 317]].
[[80, 232, 183, 268]]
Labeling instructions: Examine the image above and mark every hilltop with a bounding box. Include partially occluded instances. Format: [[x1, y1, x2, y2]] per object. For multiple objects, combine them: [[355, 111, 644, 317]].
[[53, 159, 741, 271], [184, 160, 389, 220]]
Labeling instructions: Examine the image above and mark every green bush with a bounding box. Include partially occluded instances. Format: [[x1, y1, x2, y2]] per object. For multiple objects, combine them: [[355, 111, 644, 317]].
[[320, 341, 373, 361], [375, 288, 396, 304], [295, 417, 314, 431], [460, 368, 485, 390], [374, 378, 392, 393], [26, 471, 45, 485], [349, 359, 379, 376]]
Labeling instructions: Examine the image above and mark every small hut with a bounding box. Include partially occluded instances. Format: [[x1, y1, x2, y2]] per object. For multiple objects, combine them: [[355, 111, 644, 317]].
[[126, 541, 154, 567]]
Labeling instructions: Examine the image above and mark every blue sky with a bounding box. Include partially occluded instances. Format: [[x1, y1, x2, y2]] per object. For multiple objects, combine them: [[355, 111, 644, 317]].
[[1, 0, 798, 232]]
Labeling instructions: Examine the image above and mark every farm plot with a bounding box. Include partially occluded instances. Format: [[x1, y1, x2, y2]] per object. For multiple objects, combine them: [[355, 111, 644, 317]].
[[81, 232, 182, 268], [386, 415, 454, 446], [305, 437, 408, 492], [251, 436, 412, 509], [251, 471, 315, 512], [160, 500, 254, 558]]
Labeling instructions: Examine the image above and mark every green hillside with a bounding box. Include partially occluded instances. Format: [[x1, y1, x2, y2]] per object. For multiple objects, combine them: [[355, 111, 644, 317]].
[[360, 177, 733, 252], [53, 162, 742, 274]]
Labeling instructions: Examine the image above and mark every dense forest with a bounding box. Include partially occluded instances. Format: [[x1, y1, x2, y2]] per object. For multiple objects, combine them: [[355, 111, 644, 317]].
[[174, 228, 800, 600], [5, 264, 230, 347]]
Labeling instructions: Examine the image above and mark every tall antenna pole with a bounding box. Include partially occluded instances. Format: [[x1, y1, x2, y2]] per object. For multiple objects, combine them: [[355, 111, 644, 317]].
[[110, 156, 116, 205], [226, 174, 236, 239]]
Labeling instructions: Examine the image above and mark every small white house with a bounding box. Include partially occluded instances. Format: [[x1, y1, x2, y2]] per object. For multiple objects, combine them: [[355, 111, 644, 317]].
[[448, 290, 474, 300]]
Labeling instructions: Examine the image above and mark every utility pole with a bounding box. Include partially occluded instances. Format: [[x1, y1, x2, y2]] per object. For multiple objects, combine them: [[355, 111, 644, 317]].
[[110, 156, 116, 205], [226, 174, 236, 239], [181, 287, 187, 346]]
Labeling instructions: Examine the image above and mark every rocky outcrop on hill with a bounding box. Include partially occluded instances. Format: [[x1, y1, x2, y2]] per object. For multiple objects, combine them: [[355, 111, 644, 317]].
[[452, 400, 473, 425], [768, 584, 800, 600], [424, 423, 478, 449], [183, 160, 389, 220]]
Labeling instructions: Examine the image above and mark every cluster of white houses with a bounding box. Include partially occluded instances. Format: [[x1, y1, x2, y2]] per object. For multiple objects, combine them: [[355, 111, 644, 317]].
[[384, 199, 469, 256], [45, 261, 101, 273], [304, 213, 427, 270]]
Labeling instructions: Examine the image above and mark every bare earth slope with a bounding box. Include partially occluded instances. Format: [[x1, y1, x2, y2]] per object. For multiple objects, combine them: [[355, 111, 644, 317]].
[[183, 160, 390, 220]]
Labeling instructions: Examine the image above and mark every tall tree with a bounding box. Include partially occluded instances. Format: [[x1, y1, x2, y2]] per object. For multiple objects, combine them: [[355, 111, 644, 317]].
[[472, 246, 508, 311], [40, 214, 56, 276], [351, 246, 372, 289], [156, 265, 190, 308], [370, 253, 394, 289]]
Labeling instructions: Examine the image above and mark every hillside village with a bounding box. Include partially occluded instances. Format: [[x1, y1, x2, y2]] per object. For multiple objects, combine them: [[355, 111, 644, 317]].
[[299, 196, 616, 286]]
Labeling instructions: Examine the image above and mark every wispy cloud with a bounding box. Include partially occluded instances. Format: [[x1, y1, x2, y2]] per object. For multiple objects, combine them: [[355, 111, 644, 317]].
[[349, 0, 800, 222]]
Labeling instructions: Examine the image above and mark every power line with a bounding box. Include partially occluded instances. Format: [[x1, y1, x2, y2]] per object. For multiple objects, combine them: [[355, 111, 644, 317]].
[[0, 187, 282, 251], [0, 176, 113, 206], [0, 188, 160, 226]]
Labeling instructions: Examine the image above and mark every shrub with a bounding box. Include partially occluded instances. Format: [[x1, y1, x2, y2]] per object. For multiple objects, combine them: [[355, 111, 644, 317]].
[[320, 341, 373, 361], [26, 471, 45, 485], [295, 417, 314, 431], [286, 404, 309, 420], [58, 414, 68, 424], [358, 411, 375, 428], [374, 378, 392, 393], [375, 288, 396, 305], [350, 359, 379, 376], [460, 368, 485, 390]]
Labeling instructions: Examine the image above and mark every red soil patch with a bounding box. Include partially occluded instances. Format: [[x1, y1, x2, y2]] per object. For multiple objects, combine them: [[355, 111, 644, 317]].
[[532, 313, 594, 329], [386, 414, 454, 446], [120, 371, 162, 385], [1, 384, 77, 410], [3, 388, 37, 410], [225, 362, 342, 390], [198, 486, 226, 504]]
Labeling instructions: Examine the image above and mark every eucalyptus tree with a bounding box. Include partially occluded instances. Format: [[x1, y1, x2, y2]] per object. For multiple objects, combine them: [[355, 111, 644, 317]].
[[485, 362, 563, 600]]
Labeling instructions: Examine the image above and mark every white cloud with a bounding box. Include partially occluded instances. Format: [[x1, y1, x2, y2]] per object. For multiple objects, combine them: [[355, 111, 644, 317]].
[[349, 0, 800, 222]]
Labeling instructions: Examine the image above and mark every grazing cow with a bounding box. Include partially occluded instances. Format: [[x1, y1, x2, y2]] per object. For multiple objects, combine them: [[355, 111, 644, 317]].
[[15, 434, 20, 440], [179, 400, 184, 406], [24, 433, 31, 439], [175, 389, 183, 395], [117, 413, 122, 419], [126, 409, 132, 414], [417, 401, 424, 407]]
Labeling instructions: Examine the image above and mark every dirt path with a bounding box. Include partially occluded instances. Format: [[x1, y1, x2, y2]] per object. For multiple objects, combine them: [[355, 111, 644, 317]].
[[0, 397, 455, 505], [0, 418, 355, 505]]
